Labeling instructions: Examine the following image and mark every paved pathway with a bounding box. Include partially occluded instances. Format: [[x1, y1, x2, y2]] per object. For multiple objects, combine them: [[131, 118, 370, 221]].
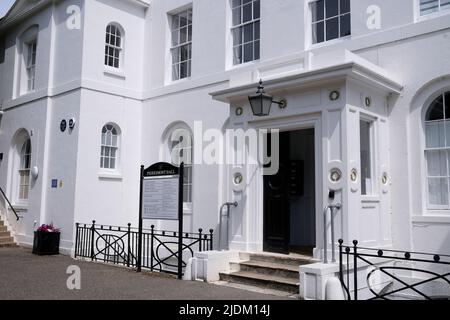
[[0, 247, 287, 300]]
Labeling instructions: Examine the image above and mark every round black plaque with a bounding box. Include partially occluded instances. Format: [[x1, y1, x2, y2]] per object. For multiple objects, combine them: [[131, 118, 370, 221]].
[[60, 120, 67, 132]]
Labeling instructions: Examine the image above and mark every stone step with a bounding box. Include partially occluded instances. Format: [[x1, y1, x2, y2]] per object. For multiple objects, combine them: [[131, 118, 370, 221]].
[[0, 226, 7, 232], [231, 260, 299, 279], [240, 252, 319, 267], [0, 220, 4, 226], [0, 231, 11, 237], [219, 271, 299, 294], [0, 243, 18, 248], [0, 236, 14, 244]]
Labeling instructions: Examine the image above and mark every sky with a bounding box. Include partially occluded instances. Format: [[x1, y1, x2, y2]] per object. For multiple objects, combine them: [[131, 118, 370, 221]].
[[0, 0, 15, 18]]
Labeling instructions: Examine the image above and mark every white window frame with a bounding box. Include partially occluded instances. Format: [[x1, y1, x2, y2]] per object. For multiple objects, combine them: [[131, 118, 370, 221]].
[[104, 24, 123, 70], [164, 125, 193, 213], [100, 124, 121, 173], [309, 0, 351, 46], [25, 40, 37, 92], [17, 138, 31, 202], [15, 25, 39, 97], [418, 0, 450, 18], [360, 116, 377, 197], [170, 8, 193, 81], [424, 92, 450, 210], [230, 0, 261, 66]]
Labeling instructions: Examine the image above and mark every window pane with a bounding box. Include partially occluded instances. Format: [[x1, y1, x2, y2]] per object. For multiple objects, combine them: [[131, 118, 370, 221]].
[[233, 45, 243, 65], [427, 150, 447, 176], [340, 13, 351, 37], [243, 3, 253, 23], [426, 121, 445, 148], [180, 27, 187, 44], [326, 0, 339, 18], [427, 95, 444, 120], [325, 17, 339, 41], [181, 45, 189, 62], [445, 92, 450, 119], [233, 27, 242, 46], [243, 23, 253, 43], [312, 22, 324, 44], [253, 0, 260, 19], [360, 121, 372, 195], [340, 0, 350, 14], [172, 64, 179, 81], [243, 42, 253, 62], [442, 0, 450, 10], [312, 0, 324, 22], [232, 0, 241, 8], [428, 178, 449, 205], [254, 40, 260, 60], [180, 11, 188, 27], [180, 62, 188, 79], [254, 20, 260, 40], [420, 0, 439, 15], [232, 7, 241, 26]]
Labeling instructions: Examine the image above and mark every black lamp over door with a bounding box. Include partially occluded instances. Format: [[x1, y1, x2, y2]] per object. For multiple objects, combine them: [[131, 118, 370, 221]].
[[248, 80, 287, 117]]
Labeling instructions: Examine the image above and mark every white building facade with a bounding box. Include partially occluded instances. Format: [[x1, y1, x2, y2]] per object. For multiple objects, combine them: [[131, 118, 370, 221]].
[[0, 0, 450, 297]]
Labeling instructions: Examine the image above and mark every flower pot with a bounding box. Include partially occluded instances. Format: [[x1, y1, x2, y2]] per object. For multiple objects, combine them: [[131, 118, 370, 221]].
[[32, 231, 60, 255]]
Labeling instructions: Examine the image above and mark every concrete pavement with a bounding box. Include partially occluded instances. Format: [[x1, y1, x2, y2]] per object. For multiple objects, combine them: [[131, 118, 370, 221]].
[[0, 247, 287, 300]]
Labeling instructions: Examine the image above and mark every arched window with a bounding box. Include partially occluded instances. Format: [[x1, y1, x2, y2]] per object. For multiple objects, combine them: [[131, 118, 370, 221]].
[[105, 24, 123, 69], [18, 138, 31, 200], [425, 92, 450, 208], [166, 126, 193, 206], [100, 124, 120, 170]]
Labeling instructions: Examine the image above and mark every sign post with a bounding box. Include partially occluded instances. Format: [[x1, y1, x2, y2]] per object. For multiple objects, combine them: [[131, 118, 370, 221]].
[[137, 162, 184, 279]]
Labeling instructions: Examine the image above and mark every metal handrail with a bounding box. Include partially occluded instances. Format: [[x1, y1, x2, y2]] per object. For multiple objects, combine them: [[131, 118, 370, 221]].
[[218, 202, 238, 250], [323, 203, 341, 264], [0, 187, 20, 221]]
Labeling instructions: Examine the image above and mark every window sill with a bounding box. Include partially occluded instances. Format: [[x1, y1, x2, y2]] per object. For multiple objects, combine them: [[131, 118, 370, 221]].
[[308, 35, 352, 50], [228, 59, 260, 71], [98, 172, 123, 181], [168, 76, 192, 85], [10, 204, 28, 212], [416, 10, 450, 23], [412, 215, 450, 224], [103, 68, 126, 79]]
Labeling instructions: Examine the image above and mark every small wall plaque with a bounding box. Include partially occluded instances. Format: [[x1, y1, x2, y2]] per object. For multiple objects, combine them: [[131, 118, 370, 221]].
[[60, 120, 67, 132], [329, 90, 340, 101]]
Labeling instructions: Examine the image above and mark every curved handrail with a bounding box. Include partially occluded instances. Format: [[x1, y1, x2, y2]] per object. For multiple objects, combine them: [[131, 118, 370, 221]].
[[0, 187, 20, 221]]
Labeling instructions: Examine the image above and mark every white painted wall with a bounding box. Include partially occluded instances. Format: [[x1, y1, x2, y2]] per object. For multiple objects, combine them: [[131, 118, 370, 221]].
[[0, 0, 449, 259]]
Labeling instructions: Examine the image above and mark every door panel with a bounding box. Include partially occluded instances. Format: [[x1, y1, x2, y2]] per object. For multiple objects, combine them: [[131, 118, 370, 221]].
[[264, 132, 290, 254]]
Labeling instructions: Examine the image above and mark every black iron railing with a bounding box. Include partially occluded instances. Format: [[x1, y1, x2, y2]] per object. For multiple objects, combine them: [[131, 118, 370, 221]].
[[339, 239, 450, 300], [74, 221, 213, 276], [0, 187, 20, 221]]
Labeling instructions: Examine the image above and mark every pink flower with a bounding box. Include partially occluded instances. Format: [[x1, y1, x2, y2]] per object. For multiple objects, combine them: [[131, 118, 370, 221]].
[[37, 224, 61, 233]]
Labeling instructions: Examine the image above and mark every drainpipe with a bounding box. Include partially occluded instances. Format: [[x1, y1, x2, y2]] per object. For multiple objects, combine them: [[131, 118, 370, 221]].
[[218, 202, 238, 251]]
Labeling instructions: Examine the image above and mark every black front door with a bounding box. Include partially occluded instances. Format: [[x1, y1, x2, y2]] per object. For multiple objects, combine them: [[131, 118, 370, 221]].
[[263, 132, 290, 254]]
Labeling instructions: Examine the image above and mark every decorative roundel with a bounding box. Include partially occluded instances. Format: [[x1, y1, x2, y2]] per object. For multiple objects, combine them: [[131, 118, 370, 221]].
[[60, 119, 67, 132], [365, 96, 372, 107], [235, 107, 244, 116], [69, 118, 76, 130], [382, 172, 388, 185], [233, 173, 243, 185], [329, 90, 340, 101], [350, 168, 358, 182], [330, 168, 342, 183]]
